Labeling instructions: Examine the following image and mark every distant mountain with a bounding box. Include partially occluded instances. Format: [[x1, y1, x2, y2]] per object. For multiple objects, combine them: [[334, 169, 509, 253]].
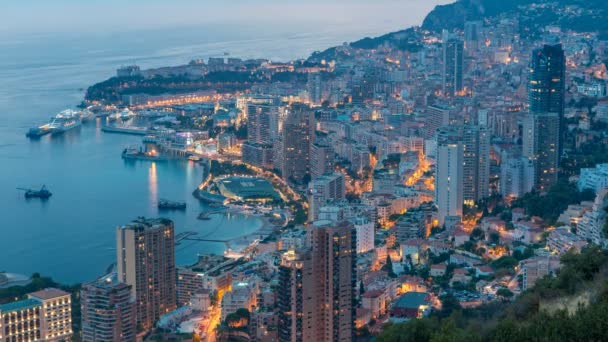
[[309, 0, 608, 60], [421, 0, 529, 32], [422, 0, 608, 37]]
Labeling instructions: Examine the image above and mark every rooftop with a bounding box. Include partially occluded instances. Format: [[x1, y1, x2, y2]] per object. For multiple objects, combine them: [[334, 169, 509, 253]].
[[0, 299, 40, 313], [393, 292, 429, 309], [120, 217, 174, 231], [215, 176, 280, 201], [28, 288, 70, 301]]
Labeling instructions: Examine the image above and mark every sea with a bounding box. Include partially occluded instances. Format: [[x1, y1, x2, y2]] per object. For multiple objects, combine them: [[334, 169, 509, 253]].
[[0, 3, 446, 284]]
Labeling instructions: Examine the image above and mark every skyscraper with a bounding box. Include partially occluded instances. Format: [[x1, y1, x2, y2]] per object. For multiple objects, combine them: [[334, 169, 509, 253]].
[[528, 44, 566, 120], [307, 73, 323, 105], [435, 141, 464, 226], [277, 249, 315, 342], [309, 220, 356, 342], [528, 44, 565, 163], [522, 112, 560, 191], [425, 104, 453, 138], [462, 125, 490, 204], [442, 33, 464, 97], [277, 221, 356, 342], [247, 97, 280, 145], [116, 218, 177, 331], [311, 143, 335, 178], [81, 274, 136, 342], [464, 21, 483, 55], [281, 103, 315, 184]]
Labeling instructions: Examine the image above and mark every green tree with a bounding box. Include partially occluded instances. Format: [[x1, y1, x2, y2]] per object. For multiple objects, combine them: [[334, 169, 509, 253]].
[[383, 255, 397, 278], [496, 288, 514, 300]]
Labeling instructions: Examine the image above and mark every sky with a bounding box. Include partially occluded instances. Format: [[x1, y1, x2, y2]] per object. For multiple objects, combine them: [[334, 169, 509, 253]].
[[1, 0, 453, 35]]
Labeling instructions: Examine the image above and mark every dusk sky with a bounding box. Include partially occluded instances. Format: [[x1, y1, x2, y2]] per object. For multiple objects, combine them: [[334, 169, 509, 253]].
[[1, 0, 453, 34]]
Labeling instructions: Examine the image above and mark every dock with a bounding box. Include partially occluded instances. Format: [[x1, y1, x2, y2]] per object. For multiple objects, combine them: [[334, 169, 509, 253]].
[[175, 231, 229, 244]]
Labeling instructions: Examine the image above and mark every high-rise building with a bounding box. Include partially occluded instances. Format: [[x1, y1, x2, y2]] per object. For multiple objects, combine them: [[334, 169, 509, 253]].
[[522, 112, 560, 191], [425, 104, 453, 139], [28, 289, 73, 342], [247, 99, 280, 145], [353, 215, 375, 254], [116, 218, 177, 331], [0, 288, 73, 342], [277, 249, 315, 342], [277, 221, 356, 342], [442, 33, 464, 97], [500, 155, 535, 199], [281, 104, 314, 183], [309, 220, 356, 342], [308, 173, 346, 222], [435, 141, 464, 226], [311, 144, 335, 178], [81, 274, 136, 342], [528, 44, 565, 134], [528, 43, 565, 171], [307, 73, 323, 105], [462, 125, 490, 204], [464, 21, 483, 54], [242, 142, 274, 169]]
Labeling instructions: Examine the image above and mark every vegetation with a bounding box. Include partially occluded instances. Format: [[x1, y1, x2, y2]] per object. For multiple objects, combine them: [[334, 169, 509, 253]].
[[209, 160, 256, 177], [85, 70, 307, 103], [378, 246, 608, 342], [561, 140, 608, 177], [421, 0, 608, 38], [511, 180, 595, 225]]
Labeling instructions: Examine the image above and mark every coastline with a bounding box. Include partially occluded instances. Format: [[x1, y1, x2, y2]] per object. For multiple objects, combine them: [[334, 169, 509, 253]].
[[1, 2, 450, 284]]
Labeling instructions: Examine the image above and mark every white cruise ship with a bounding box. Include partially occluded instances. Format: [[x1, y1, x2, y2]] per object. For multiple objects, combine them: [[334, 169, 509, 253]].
[[48, 109, 82, 134]]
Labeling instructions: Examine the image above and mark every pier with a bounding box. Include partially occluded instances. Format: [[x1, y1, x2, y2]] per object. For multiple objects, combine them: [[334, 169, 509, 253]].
[[175, 231, 229, 243]]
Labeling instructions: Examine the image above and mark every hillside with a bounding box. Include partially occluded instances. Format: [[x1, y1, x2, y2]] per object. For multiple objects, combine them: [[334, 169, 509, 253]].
[[378, 246, 608, 342], [312, 0, 608, 59], [422, 0, 608, 37]]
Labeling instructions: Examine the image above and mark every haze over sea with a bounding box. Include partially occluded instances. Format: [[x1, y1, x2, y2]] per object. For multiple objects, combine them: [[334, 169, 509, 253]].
[[0, 1, 449, 283]]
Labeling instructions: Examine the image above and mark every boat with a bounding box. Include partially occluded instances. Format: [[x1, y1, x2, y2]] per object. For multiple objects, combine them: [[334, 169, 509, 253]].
[[119, 108, 136, 121], [197, 212, 212, 220], [158, 199, 186, 210], [102, 124, 149, 135], [17, 185, 52, 199], [79, 109, 94, 122], [188, 155, 201, 162], [121, 147, 167, 162], [26, 124, 52, 138], [107, 112, 122, 121], [49, 110, 82, 135], [154, 115, 180, 125]]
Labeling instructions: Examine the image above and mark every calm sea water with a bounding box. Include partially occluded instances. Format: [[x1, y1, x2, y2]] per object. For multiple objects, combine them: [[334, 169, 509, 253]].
[[0, 10, 442, 283]]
